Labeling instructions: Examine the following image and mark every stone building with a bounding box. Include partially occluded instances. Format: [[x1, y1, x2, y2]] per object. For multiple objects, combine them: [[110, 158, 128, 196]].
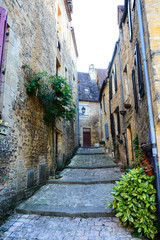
[[0, 0, 78, 219], [78, 65, 101, 147], [100, 0, 160, 210]]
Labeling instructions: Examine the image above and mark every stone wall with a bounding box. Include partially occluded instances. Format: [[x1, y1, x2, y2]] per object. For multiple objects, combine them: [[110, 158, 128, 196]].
[[0, 0, 78, 219], [101, 0, 152, 165]]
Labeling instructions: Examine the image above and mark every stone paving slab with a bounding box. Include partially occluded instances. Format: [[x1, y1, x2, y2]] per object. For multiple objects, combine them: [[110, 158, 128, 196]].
[[68, 155, 118, 168], [48, 168, 123, 184], [16, 183, 115, 217], [0, 214, 141, 240], [76, 148, 106, 155]]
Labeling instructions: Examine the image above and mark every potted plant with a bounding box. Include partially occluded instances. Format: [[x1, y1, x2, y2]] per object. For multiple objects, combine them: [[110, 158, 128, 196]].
[[143, 164, 154, 176], [120, 164, 127, 172], [99, 141, 105, 147]]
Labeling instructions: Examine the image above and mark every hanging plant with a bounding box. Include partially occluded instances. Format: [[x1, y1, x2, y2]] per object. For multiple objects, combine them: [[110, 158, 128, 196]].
[[23, 66, 77, 123]]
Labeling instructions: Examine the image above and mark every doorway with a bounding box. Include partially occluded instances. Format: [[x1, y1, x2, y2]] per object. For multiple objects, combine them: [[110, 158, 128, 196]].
[[83, 128, 91, 147]]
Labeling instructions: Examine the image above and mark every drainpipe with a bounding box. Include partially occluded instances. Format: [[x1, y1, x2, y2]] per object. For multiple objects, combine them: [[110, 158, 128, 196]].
[[100, 102, 103, 141], [137, 0, 160, 219], [77, 73, 80, 147], [117, 42, 129, 167]]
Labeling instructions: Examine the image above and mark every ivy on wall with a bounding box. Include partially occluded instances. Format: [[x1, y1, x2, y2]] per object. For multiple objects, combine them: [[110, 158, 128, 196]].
[[23, 65, 77, 123]]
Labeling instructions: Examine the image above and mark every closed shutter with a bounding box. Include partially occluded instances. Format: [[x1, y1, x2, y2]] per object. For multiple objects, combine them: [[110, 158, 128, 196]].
[[0, 7, 8, 86], [110, 113, 115, 139], [109, 75, 112, 100], [117, 107, 121, 135], [114, 64, 117, 91], [132, 69, 138, 113], [135, 40, 144, 98], [128, 0, 132, 42], [105, 123, 109, 139]]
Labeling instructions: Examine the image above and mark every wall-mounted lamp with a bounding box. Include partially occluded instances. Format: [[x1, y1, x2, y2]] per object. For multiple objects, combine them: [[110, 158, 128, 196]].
[[81, 106, 86, 115]]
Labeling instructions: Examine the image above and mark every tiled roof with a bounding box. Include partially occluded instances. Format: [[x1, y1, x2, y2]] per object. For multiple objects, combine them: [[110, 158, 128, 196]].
[[96, 69, 108, 87], [78, 72, 99, 102]]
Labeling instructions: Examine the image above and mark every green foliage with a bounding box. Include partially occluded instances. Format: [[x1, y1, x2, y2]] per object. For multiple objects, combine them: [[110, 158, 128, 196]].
[[24, 67, 77, 123], [132, 134, 145, 167], [99, 141, 105, 144], [106, 168, 158, 239]]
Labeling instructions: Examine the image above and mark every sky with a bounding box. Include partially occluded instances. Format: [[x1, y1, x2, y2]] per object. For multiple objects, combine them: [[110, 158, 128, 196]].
[[72, 0, 124, 72]]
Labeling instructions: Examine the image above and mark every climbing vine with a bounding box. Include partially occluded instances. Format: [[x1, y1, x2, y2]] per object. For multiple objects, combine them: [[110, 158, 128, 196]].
[[23, 65, 77, 123]]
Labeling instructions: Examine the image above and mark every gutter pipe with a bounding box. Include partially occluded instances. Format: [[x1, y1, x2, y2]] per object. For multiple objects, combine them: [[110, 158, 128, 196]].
[[137, 0, 160, 219], [117, 42, 129, 167], [77, 73, 80, 147]]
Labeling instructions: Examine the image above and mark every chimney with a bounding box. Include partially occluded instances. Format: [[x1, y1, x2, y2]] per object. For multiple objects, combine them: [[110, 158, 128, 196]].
[[89, 64, 96, 81]]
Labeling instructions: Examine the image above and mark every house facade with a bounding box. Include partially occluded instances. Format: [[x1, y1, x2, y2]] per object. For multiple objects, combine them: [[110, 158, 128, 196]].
[[0, 0, 78, 219], [78, 65, 101, 147], [100, 0, 160, 212]]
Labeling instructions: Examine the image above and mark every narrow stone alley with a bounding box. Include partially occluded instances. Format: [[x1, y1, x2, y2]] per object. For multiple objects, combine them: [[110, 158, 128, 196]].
[[0, 148, 141, 240]]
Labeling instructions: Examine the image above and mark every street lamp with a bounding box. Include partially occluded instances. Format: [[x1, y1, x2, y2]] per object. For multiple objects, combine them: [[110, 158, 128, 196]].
[[81, 106, 86, 115]]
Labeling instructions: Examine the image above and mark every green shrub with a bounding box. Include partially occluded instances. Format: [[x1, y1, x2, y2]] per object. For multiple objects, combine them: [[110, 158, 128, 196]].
[[106, 168, 158, 239]]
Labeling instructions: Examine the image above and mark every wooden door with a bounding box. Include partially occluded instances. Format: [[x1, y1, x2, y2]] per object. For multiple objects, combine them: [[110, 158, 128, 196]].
[[83, 128, 91, 147]]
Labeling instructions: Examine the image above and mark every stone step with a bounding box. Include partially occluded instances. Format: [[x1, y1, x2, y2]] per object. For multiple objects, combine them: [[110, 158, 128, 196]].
[[48, 179, 120, 184], [48, 168, 123, 185], [16, 183, 115, 217], [76, 148, 106, 155], [66, 165, 119, 169], [69, 155, 118, 168]]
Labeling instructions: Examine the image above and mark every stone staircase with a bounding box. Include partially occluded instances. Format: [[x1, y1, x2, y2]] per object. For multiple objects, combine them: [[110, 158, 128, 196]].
[[16, 148, 123, 218]]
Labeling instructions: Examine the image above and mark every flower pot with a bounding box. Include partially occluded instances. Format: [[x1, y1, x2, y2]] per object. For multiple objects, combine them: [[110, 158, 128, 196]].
[[145, 169, 154, 176]]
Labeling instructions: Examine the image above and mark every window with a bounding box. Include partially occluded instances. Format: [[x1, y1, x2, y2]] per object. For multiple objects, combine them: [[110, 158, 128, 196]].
[[56, 58, 61, 76], [128, 0, 132, 42], [109, 75, 112, 100], [110, 113, 115, 139], [131, 0, 135, 10], [103, 94, 106, 113], [105, 124, 109, 139], [123, 65, 129, 100], [132, 69, 138, 113], [65, 67, 67, 79], [113, 64, 117, 92], [0, 7, 8, 86], [135, 40, 144, 99]]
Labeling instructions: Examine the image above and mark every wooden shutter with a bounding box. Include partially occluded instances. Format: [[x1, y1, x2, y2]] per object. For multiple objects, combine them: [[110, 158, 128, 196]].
[[132, 69, 138, 113], [110, 113, 115, 139], [128, 0, 132, 42], [109, 75, 112, 100], [0, 7, 8, 86], [135, 40, 144, 98], [116, 107, 121, 135], [105, 123, 109, 139], [114, 64, 117, 91]]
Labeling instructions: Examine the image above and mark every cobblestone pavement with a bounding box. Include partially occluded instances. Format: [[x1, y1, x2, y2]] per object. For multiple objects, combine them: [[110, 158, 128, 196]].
[[0, 148, 141, 239], [0, 214, 140, 240]]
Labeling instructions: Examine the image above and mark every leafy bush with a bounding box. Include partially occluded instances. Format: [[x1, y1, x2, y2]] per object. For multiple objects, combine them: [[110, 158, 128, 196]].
[[106, 168, 158, 239], [23, 67, 77, 123]]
